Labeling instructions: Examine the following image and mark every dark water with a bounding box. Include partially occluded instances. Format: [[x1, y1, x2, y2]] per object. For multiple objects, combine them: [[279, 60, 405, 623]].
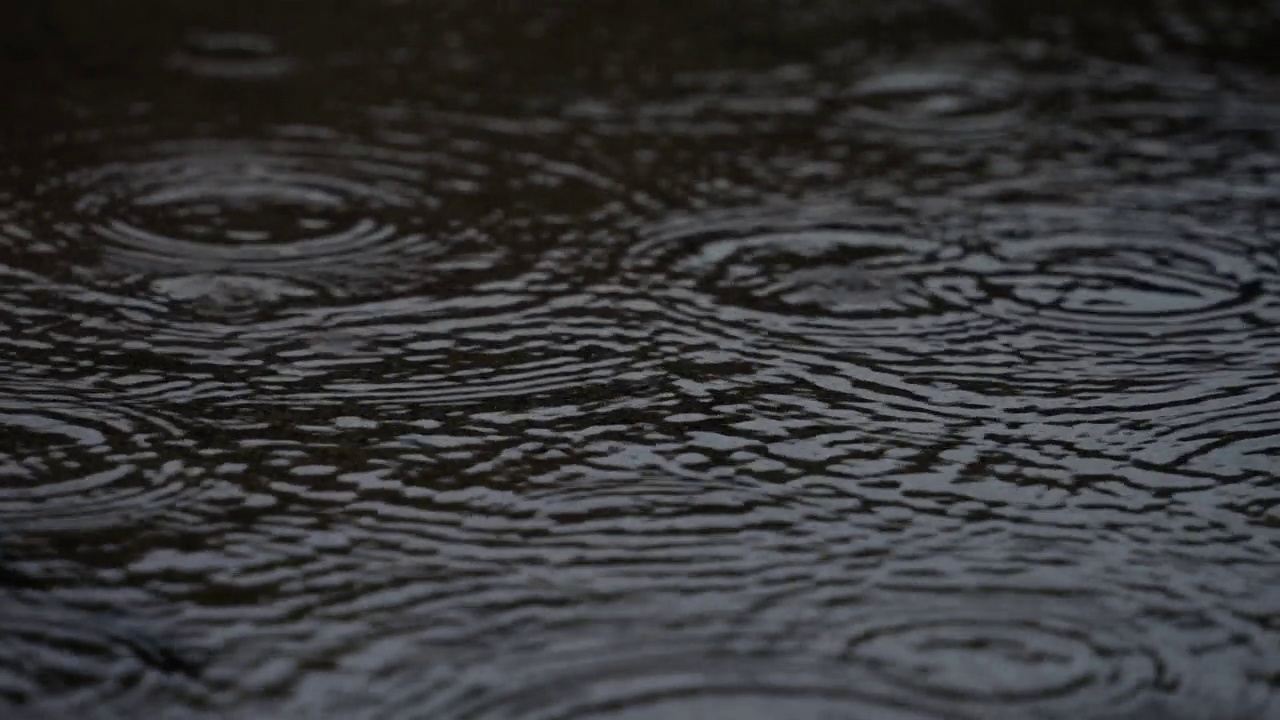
[[2, 1, 1279, 718]]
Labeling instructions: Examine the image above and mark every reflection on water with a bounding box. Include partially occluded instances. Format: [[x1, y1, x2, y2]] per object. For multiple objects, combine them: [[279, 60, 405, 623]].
[[1, 0, 1278, 718], [166, 31, 297, 81]]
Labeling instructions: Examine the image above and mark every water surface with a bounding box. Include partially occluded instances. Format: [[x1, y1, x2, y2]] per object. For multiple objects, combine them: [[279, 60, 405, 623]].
[[1, 1, 1278, 718]]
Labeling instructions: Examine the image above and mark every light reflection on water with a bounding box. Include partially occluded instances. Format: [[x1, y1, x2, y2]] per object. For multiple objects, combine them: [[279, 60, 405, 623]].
[[1, 1, 1278, 718]]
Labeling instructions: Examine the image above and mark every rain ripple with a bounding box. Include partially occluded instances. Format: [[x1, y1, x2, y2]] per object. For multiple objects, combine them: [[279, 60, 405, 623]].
[[191, 469, 1278, 720], [166, 30, 298, 81], [616, 202, 982, 352], [957, 204, 1280, 486], [0, 380, 201, 533], [22, 129, 474, 300], [962, 206, 1279, 342], [836, 46, 1029, 144], [0, 118, 650, 413], [10, 122, 619, 304], [614, 198, 1280, 499]]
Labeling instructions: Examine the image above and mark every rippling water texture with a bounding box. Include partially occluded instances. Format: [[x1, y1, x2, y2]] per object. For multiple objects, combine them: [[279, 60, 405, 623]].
[[2, 1, 1279, 718]]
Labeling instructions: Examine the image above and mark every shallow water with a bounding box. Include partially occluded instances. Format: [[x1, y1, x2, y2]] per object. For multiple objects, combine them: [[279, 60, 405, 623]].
[[1, 1, 1278, 718]]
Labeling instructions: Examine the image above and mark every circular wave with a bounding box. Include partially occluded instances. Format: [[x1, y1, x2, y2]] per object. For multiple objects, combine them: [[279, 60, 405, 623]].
[[613, 201, 1280, 478], [966, 219, 1274, 340], [812, 583, 1268, 720], [184, 463, 1272, 719], [239, 634, 952, 720], [1, 119, 653, 415], [14, 124, 620, 303], [723, 518, 1267, 720], [62, 136, 464, 292], [619, 204, 982, 347], [430, 649, 947, 720], [845, 608, 1158, 708], [837, 48, 1027, 142], [0, 384, 200, 532], [148, 272, 320, 320], [612, 203, 1019, 436], [939, 213, 1280, 486], [829, 512, 1277, 718], [166, 31, 298, 81]]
